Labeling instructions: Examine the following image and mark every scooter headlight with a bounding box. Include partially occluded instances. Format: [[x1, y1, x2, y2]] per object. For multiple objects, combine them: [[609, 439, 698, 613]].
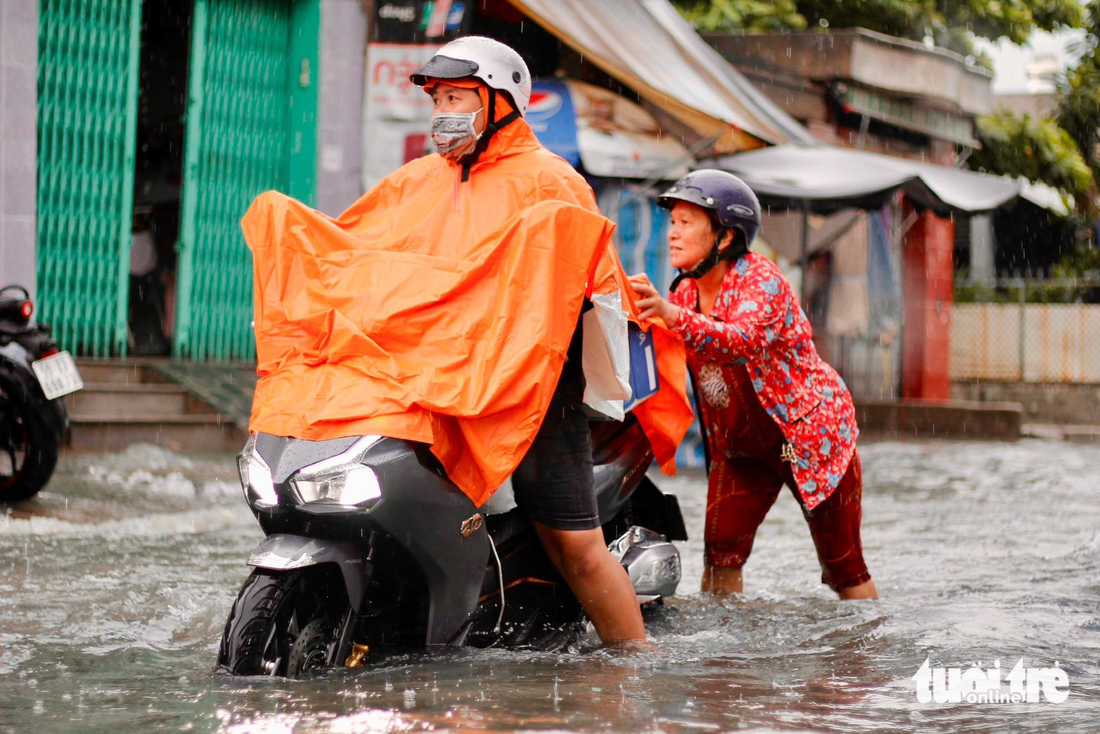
[[292, 465, 381, 506], [290, 435, 384, 508], [238, 435, 277, 509]]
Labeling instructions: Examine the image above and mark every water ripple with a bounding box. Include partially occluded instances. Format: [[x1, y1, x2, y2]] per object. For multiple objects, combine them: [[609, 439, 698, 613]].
[[0, 438, 1097, 731]]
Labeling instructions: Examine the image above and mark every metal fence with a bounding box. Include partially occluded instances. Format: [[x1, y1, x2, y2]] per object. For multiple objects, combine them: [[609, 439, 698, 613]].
[[37, 0, 142, 357], [951, 279, 1100, 383]]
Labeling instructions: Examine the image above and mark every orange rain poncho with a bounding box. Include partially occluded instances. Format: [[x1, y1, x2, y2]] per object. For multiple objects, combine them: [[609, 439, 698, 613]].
[[242, 94, 693, 506]]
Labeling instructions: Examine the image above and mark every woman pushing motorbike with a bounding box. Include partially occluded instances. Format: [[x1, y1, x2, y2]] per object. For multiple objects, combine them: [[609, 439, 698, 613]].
[[630, 170, 877, 600]]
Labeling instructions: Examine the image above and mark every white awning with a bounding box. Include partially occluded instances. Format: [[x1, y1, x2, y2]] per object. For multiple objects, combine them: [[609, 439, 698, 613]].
[[710, 145, 1022, 215], [1018, 178, 1072, 216], [508, 0, 817, 152]]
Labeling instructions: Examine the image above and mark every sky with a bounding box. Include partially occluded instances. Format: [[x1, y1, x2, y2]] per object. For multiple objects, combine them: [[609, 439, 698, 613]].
[[975, 28, 1088, 94]]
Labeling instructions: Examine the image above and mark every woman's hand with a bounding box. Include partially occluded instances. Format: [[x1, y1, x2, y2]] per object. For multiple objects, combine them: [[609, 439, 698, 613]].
[[629, 273, 681, 327]]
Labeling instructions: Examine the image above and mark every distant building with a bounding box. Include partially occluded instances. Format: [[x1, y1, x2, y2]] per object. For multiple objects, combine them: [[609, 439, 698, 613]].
[[1026, 52, 1060, 94], [994, 93, 1057, 118], [702, 28, 994, 165]]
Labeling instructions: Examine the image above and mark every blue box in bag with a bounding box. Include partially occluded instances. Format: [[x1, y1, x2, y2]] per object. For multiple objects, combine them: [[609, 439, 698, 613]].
[[625, 322, 659, 411]]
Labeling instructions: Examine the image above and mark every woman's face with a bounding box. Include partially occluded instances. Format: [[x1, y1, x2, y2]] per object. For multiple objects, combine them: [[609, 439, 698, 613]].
[[667, 201, 718, 271], [429, 83, 485, 134]]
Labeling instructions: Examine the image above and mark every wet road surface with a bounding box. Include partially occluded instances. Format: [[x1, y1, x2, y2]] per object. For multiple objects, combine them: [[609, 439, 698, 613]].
[[2, 439, 1098, 732]]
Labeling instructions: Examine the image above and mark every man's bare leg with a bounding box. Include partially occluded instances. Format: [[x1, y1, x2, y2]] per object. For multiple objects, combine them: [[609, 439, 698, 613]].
[[702, 565, 743, 595], [534, 522, 647, 645], [838, 578, 878, 600]]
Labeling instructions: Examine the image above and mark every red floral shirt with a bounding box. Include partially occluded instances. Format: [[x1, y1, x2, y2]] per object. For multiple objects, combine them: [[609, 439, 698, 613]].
[[670, 252, 859, 510]]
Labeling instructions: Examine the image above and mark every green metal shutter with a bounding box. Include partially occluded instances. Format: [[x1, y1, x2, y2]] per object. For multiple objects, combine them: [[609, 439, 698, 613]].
[[37, 0, 142, 357], [176, 0, 318, 361]]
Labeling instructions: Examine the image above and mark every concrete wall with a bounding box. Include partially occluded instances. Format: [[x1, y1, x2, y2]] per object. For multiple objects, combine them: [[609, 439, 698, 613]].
[[857, 399, 1022, 440], [968, 214, 995, 286], [0, 0, 38, 299], [952, 381, 1100, 426], [315, 0, 368, 217]]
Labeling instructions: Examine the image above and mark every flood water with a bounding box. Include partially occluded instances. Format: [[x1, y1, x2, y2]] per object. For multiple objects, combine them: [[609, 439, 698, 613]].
[[2, 439, 1098, 732]]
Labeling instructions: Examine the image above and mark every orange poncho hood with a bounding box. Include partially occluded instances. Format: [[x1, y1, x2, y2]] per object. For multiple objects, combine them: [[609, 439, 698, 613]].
[[242, 116, 692, 505]]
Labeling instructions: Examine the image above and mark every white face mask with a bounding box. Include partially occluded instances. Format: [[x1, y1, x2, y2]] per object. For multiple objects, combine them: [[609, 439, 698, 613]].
[[430, 108, 483, 154]]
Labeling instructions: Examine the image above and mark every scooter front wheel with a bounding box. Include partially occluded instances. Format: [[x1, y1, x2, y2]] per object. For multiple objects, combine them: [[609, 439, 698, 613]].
[[217, 567, 344, 677]]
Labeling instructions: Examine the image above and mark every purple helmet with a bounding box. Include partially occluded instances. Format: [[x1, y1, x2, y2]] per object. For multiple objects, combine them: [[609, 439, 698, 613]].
[[657, 169, 761, 249]]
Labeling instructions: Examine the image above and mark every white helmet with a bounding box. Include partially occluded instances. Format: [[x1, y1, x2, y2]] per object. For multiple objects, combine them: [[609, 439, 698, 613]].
[[410, 36, 532, 117]]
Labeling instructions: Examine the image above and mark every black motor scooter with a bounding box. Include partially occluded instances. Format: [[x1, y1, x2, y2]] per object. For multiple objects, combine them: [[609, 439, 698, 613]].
[[217, 415, 687, 676], [0, 285, 80, 503]]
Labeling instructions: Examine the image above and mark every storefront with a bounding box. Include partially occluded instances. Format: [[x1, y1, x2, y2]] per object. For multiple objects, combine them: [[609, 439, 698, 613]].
[[36, 0, 319, 359]]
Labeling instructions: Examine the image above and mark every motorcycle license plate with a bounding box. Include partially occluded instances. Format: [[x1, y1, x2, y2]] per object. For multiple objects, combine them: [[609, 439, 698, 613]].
[[31, 351, 84, 400]]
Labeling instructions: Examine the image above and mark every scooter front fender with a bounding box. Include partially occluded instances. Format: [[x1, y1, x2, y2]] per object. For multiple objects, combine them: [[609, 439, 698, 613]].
[[248, 533, 370, 613]]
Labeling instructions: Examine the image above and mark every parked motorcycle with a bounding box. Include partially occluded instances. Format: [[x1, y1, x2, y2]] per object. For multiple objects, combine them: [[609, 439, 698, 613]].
[[0, 286, 81, 503], [217, 416, 687, 676]]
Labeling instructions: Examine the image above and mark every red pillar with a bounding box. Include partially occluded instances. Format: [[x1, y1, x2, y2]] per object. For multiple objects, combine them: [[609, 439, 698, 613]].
[[901, 202, 954, 401]]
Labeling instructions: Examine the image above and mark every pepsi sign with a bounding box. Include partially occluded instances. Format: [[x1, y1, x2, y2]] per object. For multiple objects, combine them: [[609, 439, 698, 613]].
[[527, 80, 580, 169]]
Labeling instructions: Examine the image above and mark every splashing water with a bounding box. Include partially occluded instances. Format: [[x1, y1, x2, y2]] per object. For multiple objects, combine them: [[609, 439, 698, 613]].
[[0, 439, 1097, 731]]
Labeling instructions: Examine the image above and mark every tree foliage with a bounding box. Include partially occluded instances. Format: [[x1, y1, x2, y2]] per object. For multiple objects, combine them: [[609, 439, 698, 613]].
[[675, 0, 806, 32], [968, 2, 1100, 216], [971, 111, 1094, 203], [1055, 1, 1100, 186], [674, 0, 1085, 56]]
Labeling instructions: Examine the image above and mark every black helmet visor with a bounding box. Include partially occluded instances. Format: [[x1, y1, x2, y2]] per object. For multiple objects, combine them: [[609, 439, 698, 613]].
[[410, 55, 480, 87], [656, 184, 717, 213]]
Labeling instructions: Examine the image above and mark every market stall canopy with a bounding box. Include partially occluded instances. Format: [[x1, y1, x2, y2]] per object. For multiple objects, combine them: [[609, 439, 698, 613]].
[[508, 0, 818, 153], [528, 79, 692, 180], [1017, 178, 1071, 216], [710, 145, 1021, 215]]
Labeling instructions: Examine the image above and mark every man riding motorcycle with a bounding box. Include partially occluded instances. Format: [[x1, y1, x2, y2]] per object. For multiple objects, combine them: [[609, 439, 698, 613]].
[[240, 37, 692, 647], [414, 37, 645, 646]]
